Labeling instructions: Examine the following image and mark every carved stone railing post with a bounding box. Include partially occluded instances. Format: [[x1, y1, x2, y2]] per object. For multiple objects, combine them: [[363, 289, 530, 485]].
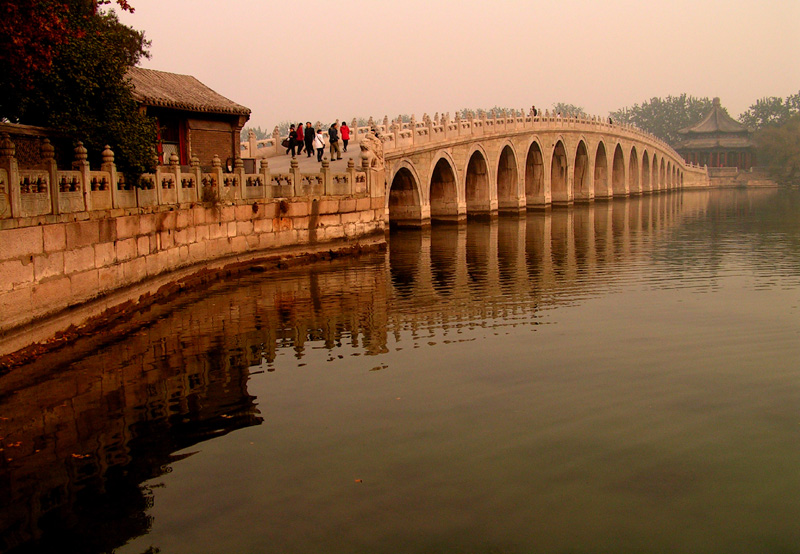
[[102, 145, 121, 209], [272, 126, 281, 157], [346, 158, 356, 196], [247, 130, 257, 159], [290, 156, 300, 197], [351, 118, 359, 145], [169, 151, 182, 203], [210, 154, 224, 201], [188, 154, 201, 202], [73, 141, 92, 211], [410, 115, 416, 145], [260, 159, 271, 200], [1, 134, 21, 218], [321, 157, 330, 195], [234, 157, 246, 200], [42, 138, 59, 215]]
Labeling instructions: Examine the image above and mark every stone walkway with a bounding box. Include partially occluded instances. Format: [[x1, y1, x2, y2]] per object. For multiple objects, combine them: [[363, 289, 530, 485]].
[[258, 142, 361, 174]]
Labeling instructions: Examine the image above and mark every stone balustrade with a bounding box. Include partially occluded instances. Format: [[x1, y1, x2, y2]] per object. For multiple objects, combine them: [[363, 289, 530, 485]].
[[0, 133, 371, 221], [241, 107, 694, 168]]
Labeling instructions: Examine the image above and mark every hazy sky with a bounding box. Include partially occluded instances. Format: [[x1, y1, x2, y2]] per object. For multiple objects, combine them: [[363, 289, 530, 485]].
[[118, 0, 799, 130]]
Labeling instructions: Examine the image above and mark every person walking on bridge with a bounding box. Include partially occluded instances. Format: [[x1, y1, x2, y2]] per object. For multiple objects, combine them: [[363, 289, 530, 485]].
[[286, 124, 297, 156], [304, 121, 314, 157], [340, 120, 350, 153], [296, 122, 305, 156], [313, 128, 325, 162], [328, 122, 342, 161]]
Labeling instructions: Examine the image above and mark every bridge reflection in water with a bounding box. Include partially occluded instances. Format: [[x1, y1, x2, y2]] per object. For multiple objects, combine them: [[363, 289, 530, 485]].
[[2, 188, 793, 554]]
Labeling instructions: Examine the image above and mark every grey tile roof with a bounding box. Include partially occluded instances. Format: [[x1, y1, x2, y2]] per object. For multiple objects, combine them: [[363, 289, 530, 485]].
[[126, 67, 251, 117]]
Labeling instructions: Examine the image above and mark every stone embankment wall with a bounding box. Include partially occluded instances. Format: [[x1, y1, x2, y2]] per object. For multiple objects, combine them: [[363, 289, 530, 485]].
[[0, 195, 386, 356]]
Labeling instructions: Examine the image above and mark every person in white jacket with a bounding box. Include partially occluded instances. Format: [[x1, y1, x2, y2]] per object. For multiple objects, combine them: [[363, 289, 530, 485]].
[[313, 129, 326, 162]]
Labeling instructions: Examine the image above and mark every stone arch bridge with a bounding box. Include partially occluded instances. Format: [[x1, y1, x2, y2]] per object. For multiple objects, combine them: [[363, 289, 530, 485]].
[[373, 110, 708, 226]]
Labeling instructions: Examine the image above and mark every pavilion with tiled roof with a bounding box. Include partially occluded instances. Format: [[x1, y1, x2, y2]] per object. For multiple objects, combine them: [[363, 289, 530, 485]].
[[127, 67, 250, 168], [675, 97, 755, 170]]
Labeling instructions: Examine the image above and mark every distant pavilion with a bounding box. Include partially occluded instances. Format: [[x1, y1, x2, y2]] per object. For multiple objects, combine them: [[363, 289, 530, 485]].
[[675, 97, 756, 170]]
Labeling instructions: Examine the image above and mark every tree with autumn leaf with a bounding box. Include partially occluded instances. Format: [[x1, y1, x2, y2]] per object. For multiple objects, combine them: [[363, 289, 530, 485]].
[[0, 0, 156, 177]]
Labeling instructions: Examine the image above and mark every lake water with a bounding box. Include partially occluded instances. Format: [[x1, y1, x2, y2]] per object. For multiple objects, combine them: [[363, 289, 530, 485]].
[[2, 188, 800, 554]]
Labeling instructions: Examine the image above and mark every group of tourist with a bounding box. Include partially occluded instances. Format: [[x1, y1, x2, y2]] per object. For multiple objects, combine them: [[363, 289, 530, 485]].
[[284, 121, 351, 163]]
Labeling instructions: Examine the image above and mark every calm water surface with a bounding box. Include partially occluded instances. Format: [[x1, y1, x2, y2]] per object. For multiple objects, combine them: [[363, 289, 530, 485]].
[[2, 189, 800, 554]]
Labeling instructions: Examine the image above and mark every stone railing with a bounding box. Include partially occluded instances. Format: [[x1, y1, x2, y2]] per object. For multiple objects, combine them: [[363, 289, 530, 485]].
[[0, 133, 371, 221], [242, 106, 694, 171]]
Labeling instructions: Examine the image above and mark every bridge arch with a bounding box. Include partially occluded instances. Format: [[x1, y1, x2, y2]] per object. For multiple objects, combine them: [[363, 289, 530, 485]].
[[574, 140, 591, 202], [524, 139, 545, 207], [465, 146, 493, 215], [388, 161, 426, 227], [660, 158, 666, 191], [550, 139, 569, 204], [497, 142, 521, 212], [651, 154, 660, 190], [594, 141, 609, 198], [429, 153, 461, 222], [629, 146, 640, 195], [612, 143, 626, 196], [641, 151, 651, 192]]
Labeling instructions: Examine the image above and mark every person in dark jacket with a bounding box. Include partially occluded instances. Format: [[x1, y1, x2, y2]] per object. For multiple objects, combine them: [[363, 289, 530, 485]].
[[304, 121, 314, 157], [328, 122, 342, 161], [286, 124, 297, 156]]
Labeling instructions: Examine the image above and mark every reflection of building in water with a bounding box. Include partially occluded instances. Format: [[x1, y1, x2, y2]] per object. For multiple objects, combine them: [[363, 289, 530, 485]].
[[0, 308, 263, 553]]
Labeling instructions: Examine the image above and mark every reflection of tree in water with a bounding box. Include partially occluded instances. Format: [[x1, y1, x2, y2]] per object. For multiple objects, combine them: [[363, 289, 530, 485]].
[[653, 189, 800, 284], [466, 220, 490, 288]]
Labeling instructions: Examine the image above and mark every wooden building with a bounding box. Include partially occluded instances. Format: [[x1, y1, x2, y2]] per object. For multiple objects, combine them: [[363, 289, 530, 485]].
[[675, 97, 755, 170], [127, 67, 250, 169]]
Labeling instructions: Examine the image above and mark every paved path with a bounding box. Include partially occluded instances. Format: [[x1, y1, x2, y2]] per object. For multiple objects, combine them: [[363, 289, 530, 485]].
[[259, 142, 361, 174]]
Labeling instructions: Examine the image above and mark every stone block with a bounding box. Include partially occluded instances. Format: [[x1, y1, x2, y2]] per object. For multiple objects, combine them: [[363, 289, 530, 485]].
[[98, 218, 116, 243], [0, 226, 43, 259], [226, 222, 237, 237], [253, 218, 273, 234], [65, 220, 99, 249], [235, 205, 254, 220], [371, 196, 386, 209], [245, 235, 259, 249], [192, 205, 207, 225], [155, 210, 177, 233], [188, 242, 206, 262], [0, 259, 34, 292], [286, 201, 309, 218], [159, 230, 175, 250], [317, 199, 340, 215], [292, 216, 309, 230], [98, 265, 122, 293], [356, 197, 371, 211], [43, 225, 66, 253], [136, 236, 151, 257], [145, 251, 168, 277], [69, 268, 99, 301], [179, 245, 190, 262], [195, 225, 209, 243], [318, 214, 341, 228], [121, 257, 147, 283], [341, 211, 360, 225], [260, 203, 279, 219], [220, 206, 235, 222], [258, 233, 278, 250], [208, 222, 226, 240], [0, 287, 32, 328], [115, 215, 140, 240], [339, 198, 357, 213], [64, 246, 96, 275], [231, 235, 248, 253], [274, 217, 292, 232], [236, 220, 254, 236], [94, 242, 116, 268], [116, 238, 137, 262], [174, 227, 196, 246], [31, 277, 69, 314], [139, 213, 156, 235], [33, 252, 64, 282], [175, 210, 190, 229], [206, 237, 230, 258]]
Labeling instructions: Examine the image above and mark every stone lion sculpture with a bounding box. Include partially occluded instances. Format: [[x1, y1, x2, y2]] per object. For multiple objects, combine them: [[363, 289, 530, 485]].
[[360, 129, 384, 171]]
